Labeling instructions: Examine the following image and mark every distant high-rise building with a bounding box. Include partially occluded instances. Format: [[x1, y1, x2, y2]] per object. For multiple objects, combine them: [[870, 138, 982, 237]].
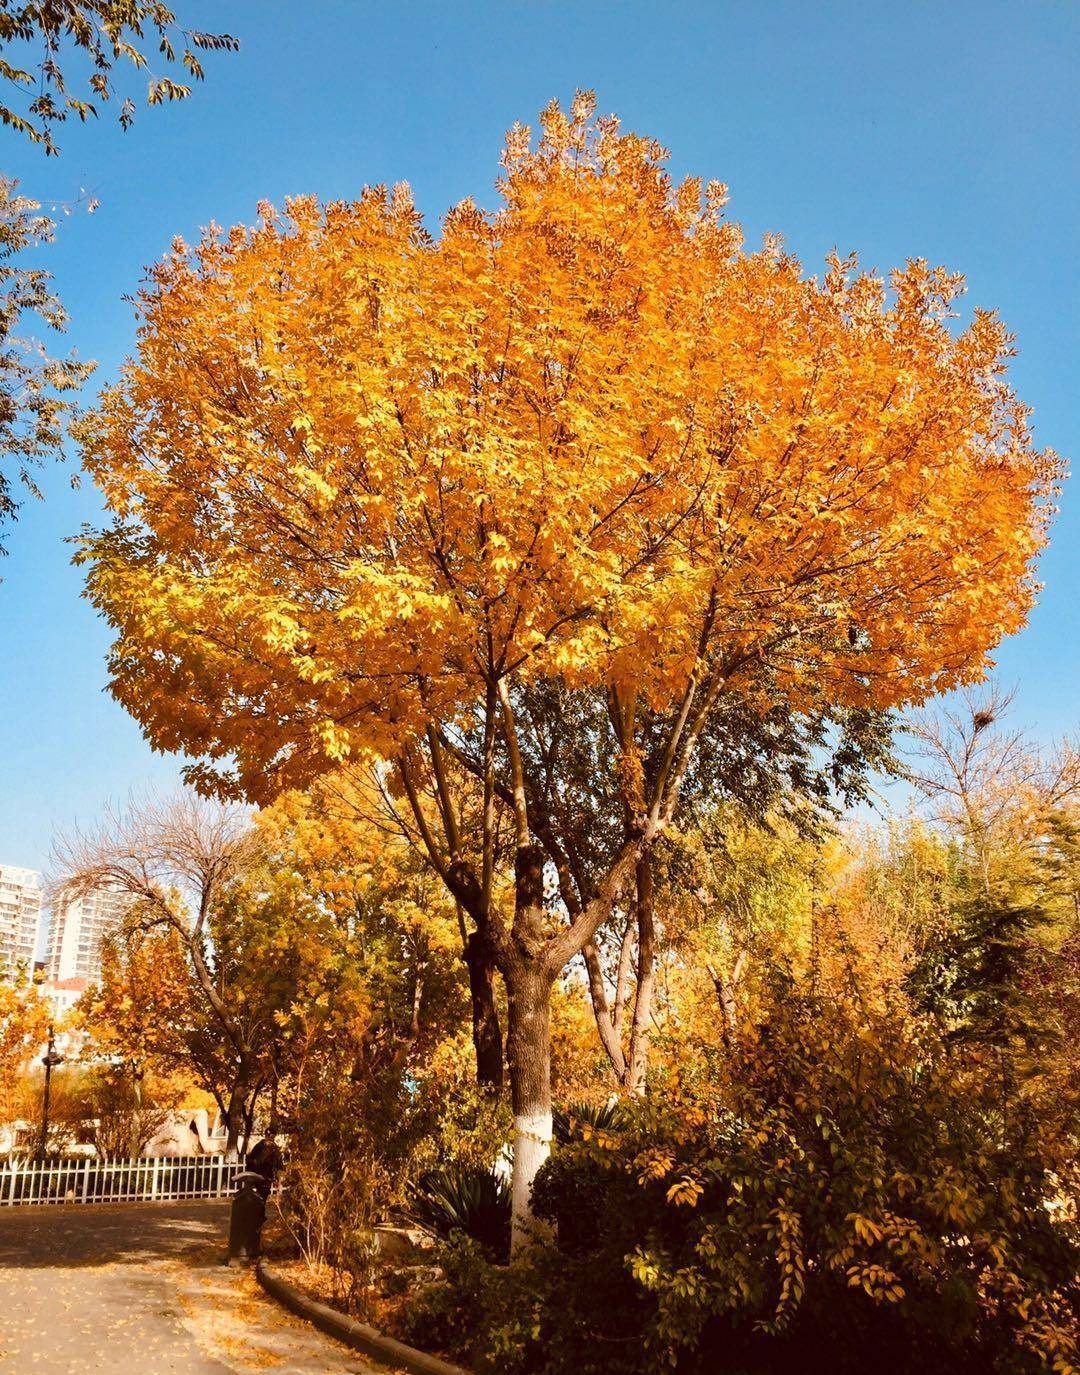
[[46, 884, 131, 984], [0, 864, 43, 972]]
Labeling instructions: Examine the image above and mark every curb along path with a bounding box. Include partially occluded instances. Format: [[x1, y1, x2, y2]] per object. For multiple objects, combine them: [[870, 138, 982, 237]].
[[256, 1260, 472, 1375]]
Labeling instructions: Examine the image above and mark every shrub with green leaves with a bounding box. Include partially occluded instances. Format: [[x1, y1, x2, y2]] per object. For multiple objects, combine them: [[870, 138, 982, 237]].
[[623, 997, 1074, 1372], [399, 1231, 647, 1375], [403, 975, 1079, 1375]]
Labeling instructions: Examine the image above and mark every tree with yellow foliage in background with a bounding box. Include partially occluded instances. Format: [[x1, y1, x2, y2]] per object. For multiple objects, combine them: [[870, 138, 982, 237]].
[[0, 966, 48, 1133], [78, 93, 1060, 1247]]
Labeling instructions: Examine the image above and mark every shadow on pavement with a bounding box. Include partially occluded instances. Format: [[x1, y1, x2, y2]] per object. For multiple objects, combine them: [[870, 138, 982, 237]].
[[0, 1199, 230, 1268]]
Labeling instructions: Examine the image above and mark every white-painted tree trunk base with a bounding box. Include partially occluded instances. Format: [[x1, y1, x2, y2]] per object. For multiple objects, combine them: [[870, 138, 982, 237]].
[[510, 1109, 553, 1256]]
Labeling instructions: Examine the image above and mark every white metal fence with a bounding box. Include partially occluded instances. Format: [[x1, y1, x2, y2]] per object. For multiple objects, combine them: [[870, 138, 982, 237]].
[[0, 1154, 246, 1207]]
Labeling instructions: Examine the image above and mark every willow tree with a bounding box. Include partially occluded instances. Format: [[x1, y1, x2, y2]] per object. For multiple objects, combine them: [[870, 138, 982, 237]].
[[78, 94, 1059, 1249]]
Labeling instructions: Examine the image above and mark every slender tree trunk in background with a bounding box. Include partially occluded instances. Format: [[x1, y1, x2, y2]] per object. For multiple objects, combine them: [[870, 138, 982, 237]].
[[505, 958, 554, 1255], [224, 1053, 254, 1154], [717, 975, 738, 1050], [242, 1085, 260, 1153], [710, 950, 746, 1054], [625, 851, 656, 1093], [612, 911, 636, 1043], [582, 937, 628, 1082], [465, 929, 504, 1088], [224, 1077, 246, 1154], [206, 1080, 229, 1138]]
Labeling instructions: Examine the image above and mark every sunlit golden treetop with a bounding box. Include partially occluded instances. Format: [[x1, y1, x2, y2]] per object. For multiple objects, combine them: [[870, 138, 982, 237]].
[[79, 93, 1061, 802]]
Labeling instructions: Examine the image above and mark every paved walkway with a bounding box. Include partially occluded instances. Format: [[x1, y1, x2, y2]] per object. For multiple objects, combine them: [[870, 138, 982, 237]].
[[0, 1200, 382, 1374]]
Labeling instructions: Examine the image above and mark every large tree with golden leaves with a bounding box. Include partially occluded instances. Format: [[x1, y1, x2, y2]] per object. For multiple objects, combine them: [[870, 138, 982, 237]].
[[78, 94, 1060, 1248]]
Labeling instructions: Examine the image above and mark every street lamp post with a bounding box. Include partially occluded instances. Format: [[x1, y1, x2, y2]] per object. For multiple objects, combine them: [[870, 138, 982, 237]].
[[39, 1025, 65, 1161]]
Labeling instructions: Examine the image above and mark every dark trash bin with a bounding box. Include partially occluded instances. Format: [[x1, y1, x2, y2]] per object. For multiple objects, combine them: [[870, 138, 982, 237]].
[[227, 1170, 268, 1264]]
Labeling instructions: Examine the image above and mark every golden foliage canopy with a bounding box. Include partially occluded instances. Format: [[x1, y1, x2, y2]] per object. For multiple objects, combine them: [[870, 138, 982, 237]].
[[79, 94, 1060, 802]]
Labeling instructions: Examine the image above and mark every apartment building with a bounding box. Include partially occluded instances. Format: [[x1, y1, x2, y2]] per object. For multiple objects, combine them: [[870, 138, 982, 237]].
[[46, 883, 131, 984], [0, 864, 44, 972]]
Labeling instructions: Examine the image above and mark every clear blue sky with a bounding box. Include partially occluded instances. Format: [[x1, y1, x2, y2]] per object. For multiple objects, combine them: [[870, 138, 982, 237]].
[[0, 0, 1076, 873]]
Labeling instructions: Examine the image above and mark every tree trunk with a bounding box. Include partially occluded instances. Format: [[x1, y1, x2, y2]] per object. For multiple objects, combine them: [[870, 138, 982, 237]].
[[224, 1053, 255, 1155], [224, 1077, 246, 1155], [504, 840, 555, 1254], [711, 949, 745, 1053], [625, 851, 657, 1093], [242, 1087, 259, 1153], [505, 958, 554, 1256], [612, 910, 636, 1043], [464, 929, 504, 1088], [582, 937, 627, 1081]]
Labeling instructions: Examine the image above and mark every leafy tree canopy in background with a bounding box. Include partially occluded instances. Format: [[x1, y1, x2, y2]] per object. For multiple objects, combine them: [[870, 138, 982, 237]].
[[0, 175, 92, 548], [0, 1, 237, 153], [0, 3, 238, 552]]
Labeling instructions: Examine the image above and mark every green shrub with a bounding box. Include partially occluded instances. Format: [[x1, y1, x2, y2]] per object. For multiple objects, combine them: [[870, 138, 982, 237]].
[[402, 977, 1079, 1375], [399, 1232, 647, 1375]]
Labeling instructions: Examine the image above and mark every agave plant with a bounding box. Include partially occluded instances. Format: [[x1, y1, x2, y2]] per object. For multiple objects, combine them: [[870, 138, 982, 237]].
[[406, 1164, 510, 1259], [552, 1099, 627, 1145]]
